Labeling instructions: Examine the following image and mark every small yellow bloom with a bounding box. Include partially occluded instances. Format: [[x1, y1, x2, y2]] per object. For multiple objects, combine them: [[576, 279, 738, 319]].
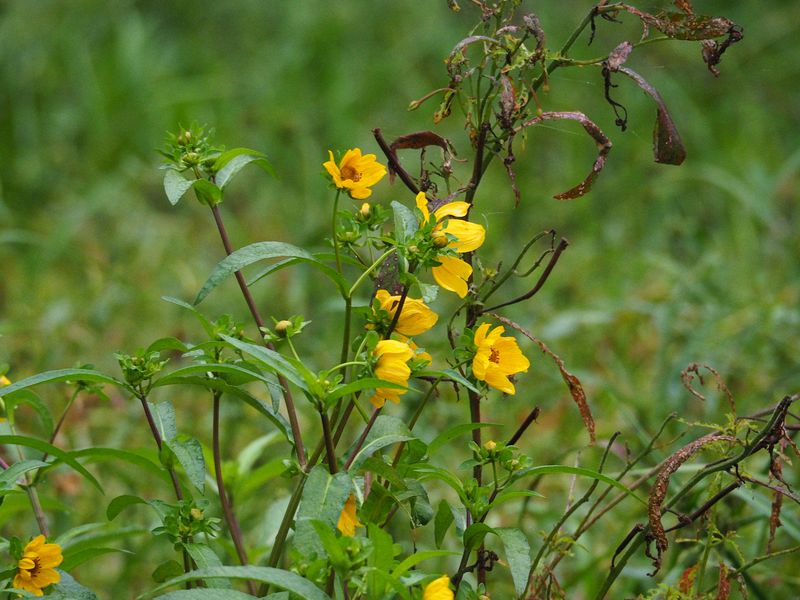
[[13, 535, 63, 596], [0, 375, 10, 386], [472, 323, 530, 395], [0, 375, 10, 423], [423, 575, 454, 600], [371, 339, 414, 408], [323, 148, 387, 199], [374, 289, 438, 337], [416, 192, 485, 298], [337, 494, 362, 537]]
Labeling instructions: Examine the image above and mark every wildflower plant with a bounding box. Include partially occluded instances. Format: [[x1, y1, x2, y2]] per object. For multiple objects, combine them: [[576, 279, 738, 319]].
[[1, 2, 797, 600]]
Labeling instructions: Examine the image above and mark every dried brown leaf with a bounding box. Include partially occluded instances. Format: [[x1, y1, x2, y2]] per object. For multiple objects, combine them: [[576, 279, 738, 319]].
[[678, 564, 697, 593], [648, 432, 735, 573], [516, 111, 612, 200], [716, 562, 730, 600]]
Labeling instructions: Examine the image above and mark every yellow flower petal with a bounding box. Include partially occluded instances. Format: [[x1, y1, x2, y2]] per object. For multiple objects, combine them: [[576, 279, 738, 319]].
[[14, 535, 63, 596], [432, 256, 472, 298], [416, 191, 431, 223], [324, 148, 386, 199], [440, 218, 485, 253], [471, 323, 529, 394], [433, 201, 470, 220], [337, 494, 362, 537], [375, 289, 439, 337], [423, 575, 454, 600]]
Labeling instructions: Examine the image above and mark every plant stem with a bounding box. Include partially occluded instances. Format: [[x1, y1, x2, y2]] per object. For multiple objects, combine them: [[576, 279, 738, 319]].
[[320, 409, 338, 474], [212, 392, 257, 596], [136, 393, 184, 501], [344, 407, 381, 471], [332, 189, 343, 273], [210, 204, 307, 471]]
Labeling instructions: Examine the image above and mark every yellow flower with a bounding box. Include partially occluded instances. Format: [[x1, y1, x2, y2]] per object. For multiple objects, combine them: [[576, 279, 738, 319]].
[[13, 535, 63, 596], [416, 192, 485, 298], [374, 289, 438, 337], [337, 494, 362, 537], [0, 375, 9, 423], [370, 339, 414, 408], [423, 575, 454, 600], [472, 323, 530, 395], [323, 148, 387, 199]]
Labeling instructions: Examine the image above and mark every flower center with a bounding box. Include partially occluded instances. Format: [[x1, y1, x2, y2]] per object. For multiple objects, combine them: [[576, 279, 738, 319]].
[[489, 348, 500, 364], [340, 165, 362, 182]]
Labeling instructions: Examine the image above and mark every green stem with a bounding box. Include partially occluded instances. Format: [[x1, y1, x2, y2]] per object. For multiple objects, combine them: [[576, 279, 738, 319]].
[[212, 391, 258, 596], [332, 189, 343, 274], [348, 248, 396, 299]]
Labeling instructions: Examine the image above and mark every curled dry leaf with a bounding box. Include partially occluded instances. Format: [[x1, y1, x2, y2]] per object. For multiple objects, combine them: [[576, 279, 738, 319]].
[[680, 362, 736, 414], [717, 562, 731, 600], [647, 432, 735, 573], [516, 111, 612, 200]]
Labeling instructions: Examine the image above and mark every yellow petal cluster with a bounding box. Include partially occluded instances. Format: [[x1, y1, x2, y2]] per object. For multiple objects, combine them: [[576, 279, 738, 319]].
[[472, 323, 530, 394], [423, 575, 454, 600], [371, 339, 414, 408], [336, 494, 362, 537], [416, 192, 486, 298], [323, 148, 387, 199], [374, 289, 438, 337], [13, 535, 63, 596]]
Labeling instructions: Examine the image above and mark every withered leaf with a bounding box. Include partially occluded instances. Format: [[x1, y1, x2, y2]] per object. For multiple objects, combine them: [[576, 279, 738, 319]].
[[516, 111, 612, 200], [617, 67, 686, 165]]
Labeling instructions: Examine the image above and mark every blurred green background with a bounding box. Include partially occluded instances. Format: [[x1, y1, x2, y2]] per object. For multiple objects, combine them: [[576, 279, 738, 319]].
[[1, 0, 799, 597]]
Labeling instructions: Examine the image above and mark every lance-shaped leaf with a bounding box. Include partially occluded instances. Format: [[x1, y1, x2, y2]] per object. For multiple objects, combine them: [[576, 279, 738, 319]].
[[163, 170, 194, 206], [294, 466, 352, 557], [195, 241, 346, 304], [137, 566, 330, 600], [516, 112, 612, 200], [494, 527, 532, 597], [346, 415, 414, 472], [213, 147, 276, 189], [617, 67, 686, 165]]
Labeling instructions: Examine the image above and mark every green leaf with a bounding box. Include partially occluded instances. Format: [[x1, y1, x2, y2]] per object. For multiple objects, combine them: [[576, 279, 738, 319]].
[[391, 201, 418, 243], [513, 465, 647, 506], [137, 566, 330, 600], [213, 147, 276, 189], [67, 448, 170, 485], [48, 572, 100, 600], [434, 500, 454, 549], [411, 464, 465, 501], [486, 489, 544, 511], [107, 494, 148, 521], [147, 337, 190, 354], [494, 527, 531, 597], [0, 460, 49, 490], [220, 335, 308, 393], [391, 550, 459, 578], [325, 378, 406, 403], [153, 592, 255, 600], [164, 170, 195, 206], [347, 415, 414, 472], [153, 560, 186, 583], [161, 296, 216, 338], [295, 466, 352, 557], [463, 522, 493, 555], [192, 179, 222, 206], [184, 543, 232, 589], [153, 374, 292, 446], [195, 242, 346, 305], [426, 422, 499, 456], [0, 436, 102, 493], [3, 390, 54, 435], [0, 369, 124, 398], [310, 519, 348, 570], [247, 254, 348, 297], [165, 434, 206, 493], [150, 401, 177, 441]]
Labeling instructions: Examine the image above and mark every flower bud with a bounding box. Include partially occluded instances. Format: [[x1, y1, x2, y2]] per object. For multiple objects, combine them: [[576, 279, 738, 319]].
[[432, 230, 449, 248], [359, 202, 371, 219], [183, 151, 200, 166], [484, 440, 497, 452], [275, 320, 293, 337], [190, 507, 204, 521]]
